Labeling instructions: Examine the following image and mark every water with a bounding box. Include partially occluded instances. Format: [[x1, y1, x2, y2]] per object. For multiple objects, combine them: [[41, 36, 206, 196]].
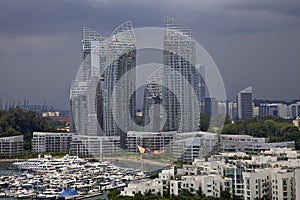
[[0, 162, 22, 176], [108, 158, 167, 172]]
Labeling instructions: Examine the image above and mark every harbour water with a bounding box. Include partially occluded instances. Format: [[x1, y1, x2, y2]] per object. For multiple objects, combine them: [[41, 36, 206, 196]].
[[108, 158, 167, 172]]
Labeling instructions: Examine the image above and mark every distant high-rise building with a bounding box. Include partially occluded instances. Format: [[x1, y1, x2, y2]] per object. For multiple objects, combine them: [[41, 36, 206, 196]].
[[205, 97, 218, 117], [226, 101, 237, 120], [290, 102, 300, 119], [237, 86, 253, 119]]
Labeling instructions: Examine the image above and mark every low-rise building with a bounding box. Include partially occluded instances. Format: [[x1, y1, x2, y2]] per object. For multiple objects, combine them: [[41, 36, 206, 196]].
[[70, 135, 120, 158], [121, 147, 300, 199], [270, 169, 293, 200], [32, 132, 73, 153], [126, 131, 175, 153], [0, 135, 23, 158], [121, 179, 163, 196], [243, 169, 270, 200], [172, 132, 218, 163], [220, 134, 295, 153]]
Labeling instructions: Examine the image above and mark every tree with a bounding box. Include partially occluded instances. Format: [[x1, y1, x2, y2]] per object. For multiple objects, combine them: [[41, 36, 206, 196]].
[[220, 190, 232, 200], [107, 189, 121, 200], [200, 113, 210, 131], [0, 108, 64, 151]]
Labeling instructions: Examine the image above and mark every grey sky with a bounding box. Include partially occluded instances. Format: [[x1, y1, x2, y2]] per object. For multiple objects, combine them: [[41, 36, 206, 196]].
[[0, 0, 299, 109]]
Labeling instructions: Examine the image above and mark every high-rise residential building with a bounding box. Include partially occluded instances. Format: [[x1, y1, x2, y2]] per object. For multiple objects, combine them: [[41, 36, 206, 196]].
[[70, 22, 136, 150], [69, 27, 103, 136], [162, 16, 202, 133], [142, 17, 205, 133], [237, 86, 253, 119]]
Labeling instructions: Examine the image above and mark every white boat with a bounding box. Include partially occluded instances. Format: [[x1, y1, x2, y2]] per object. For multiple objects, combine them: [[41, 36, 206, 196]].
[[13, 154, 86, 171]]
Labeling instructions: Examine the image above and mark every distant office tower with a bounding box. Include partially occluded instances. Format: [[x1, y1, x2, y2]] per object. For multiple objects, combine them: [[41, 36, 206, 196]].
[[290, 102, 300, 119], [259, 103, 279, 117], [205, 97, 218, 117], [70, 22, 136, 149], [226, 101, 237, 120], [162, 16, 202, 133], [237, 86, 253, 119]]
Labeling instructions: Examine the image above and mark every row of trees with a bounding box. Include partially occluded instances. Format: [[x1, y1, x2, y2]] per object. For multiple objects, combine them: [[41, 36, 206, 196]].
[[105, 189, 232, 200], [0, 107, 64, 150], [221, 116, 300, 149]]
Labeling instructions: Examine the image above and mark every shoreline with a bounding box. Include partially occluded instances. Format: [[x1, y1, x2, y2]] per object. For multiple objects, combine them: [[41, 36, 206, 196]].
[[104, 157, 171, 167], [0, 158, 27, 163]]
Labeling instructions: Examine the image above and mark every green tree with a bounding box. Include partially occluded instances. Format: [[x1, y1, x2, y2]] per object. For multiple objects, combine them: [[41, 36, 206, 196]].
[[200, 113, 210, 131], [107, 189, 121, 200], [220, 190, 232, 200]]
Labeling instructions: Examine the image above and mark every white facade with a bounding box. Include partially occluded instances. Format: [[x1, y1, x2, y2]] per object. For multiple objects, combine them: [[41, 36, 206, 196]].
[[121, 179, 163, 196], [172, 132, 218, 162], [220, 134, 295, 153], [270, 170, 293, 200], [32, 132, 73, 153], [0, 135, 23, 158], [70, 134, 120, 158], [126, 131, 175, 153], [243, 170, 270, 200], [169, 175, 226, 197]]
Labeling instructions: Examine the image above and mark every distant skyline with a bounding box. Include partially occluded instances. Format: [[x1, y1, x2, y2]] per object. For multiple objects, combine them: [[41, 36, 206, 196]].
[[0, 0, 300, 109]]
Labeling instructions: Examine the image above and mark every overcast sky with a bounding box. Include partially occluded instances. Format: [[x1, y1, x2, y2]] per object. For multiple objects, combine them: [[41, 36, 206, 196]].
[[0, 0, 299, 109]]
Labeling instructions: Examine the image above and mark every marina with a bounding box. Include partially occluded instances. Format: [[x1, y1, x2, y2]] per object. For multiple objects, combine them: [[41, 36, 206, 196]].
[[0, 155, 166, 199]]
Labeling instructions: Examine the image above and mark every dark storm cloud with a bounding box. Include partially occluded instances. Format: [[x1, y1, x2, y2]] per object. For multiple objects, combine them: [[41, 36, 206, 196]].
[[0, 0, 299, 108]]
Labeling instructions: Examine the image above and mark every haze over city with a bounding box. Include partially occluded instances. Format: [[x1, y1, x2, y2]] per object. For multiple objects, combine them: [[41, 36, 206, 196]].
[[0, 0, 300, 109]]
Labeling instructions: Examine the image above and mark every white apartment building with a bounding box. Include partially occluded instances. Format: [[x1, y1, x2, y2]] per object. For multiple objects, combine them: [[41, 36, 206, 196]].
[[263, 147, 298, 159], [270, 169, 293, 200], [121, 148, 300, 199], [32, 132, 73, 153], [169, 174, 231, 198], [243, 168, 293, 200], [120, 179, 163, 196], [220, 134, 295, 153], [126, 131, 175, 153], [172, 132, 218, 162], [243, 169, 270, 200], [0, 135, 23, 158], [70, 134, 120, 158]]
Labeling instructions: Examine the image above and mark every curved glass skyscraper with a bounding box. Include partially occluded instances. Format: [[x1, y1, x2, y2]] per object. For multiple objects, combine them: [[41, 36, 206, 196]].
[[70, 22, 136, 148]]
